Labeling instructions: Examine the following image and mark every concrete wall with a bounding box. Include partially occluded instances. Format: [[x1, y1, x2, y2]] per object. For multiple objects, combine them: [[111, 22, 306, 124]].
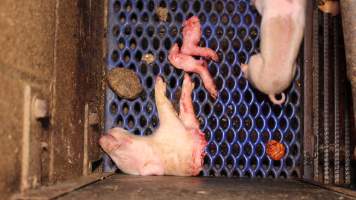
[[0, 0, 106, 198]]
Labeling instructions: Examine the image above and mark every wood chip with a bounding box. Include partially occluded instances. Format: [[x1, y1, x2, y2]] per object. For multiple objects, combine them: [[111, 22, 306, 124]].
[[156, 7, 168, 22], [142, 53, 155, 64]]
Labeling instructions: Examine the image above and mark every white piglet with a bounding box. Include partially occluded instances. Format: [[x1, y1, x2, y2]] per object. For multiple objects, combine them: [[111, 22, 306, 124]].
[[241, 0, 306, 105]]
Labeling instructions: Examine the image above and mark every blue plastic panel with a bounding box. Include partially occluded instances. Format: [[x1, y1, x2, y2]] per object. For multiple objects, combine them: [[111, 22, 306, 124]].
[[105, 0, 302, 178]]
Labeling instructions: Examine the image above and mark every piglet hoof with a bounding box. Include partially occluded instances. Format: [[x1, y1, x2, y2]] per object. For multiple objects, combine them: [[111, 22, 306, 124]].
[[240, 64, 248, 78], [209, 88, 218, 99], [155, 76, 167, 94], [268, 93, 286, 105], [212, 54, 220, 62]]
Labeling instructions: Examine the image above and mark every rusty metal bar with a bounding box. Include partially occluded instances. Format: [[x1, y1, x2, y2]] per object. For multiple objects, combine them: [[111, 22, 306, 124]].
[[312, 8, 321, 182], [340, 0, 355, 185], [332, 16, 341, 185], [323, 13, 331, 185], [345, 86, 351, 184], [303, 0, 315, 180]]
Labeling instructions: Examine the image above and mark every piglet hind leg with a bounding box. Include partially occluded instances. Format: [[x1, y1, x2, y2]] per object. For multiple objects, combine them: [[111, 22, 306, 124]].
[[241, 53, 263, 79], [180, 73, 207, 144], [199, 61, 218, 99], [179, 74, 200, 130]]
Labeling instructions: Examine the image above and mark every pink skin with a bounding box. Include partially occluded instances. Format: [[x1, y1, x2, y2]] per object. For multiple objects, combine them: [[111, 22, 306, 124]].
[[241, 0, 306, 105], [168, 43, 217, 98], [179, 74, 200, 130], [180, 16, 219, 61], [99, 75, 207, 176]]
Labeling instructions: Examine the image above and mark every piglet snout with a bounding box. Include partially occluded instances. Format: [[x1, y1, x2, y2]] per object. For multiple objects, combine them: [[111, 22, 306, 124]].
[[99, 134, 121, 153]]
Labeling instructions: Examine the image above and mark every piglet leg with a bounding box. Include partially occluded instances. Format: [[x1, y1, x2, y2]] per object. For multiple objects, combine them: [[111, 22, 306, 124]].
[[181, 46, 219, 62], [154, 76, 183, 129], [179, 74, 200, 130], [178, 74, 207, 175]]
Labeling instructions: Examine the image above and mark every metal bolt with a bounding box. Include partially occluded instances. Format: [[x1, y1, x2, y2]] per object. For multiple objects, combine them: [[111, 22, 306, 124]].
[[32, 97, 48, 119]]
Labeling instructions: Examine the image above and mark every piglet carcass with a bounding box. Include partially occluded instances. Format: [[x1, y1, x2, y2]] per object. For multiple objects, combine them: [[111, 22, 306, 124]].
[[99, 75, 207, 176], [168, 16, 218, 98], [241, 0, 306, 105]]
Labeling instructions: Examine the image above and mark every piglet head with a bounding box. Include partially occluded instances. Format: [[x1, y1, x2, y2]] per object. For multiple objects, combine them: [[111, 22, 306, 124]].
[[99, 128, 142, 175], [99, 127, 163, 175]]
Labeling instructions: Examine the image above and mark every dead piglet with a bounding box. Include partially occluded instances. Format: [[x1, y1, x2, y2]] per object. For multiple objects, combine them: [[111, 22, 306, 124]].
[[99, 75, 207, 176]]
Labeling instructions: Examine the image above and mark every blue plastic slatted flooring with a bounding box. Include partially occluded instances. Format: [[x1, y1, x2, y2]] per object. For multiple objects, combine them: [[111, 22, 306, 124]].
[[105, 0, 302, 178]]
